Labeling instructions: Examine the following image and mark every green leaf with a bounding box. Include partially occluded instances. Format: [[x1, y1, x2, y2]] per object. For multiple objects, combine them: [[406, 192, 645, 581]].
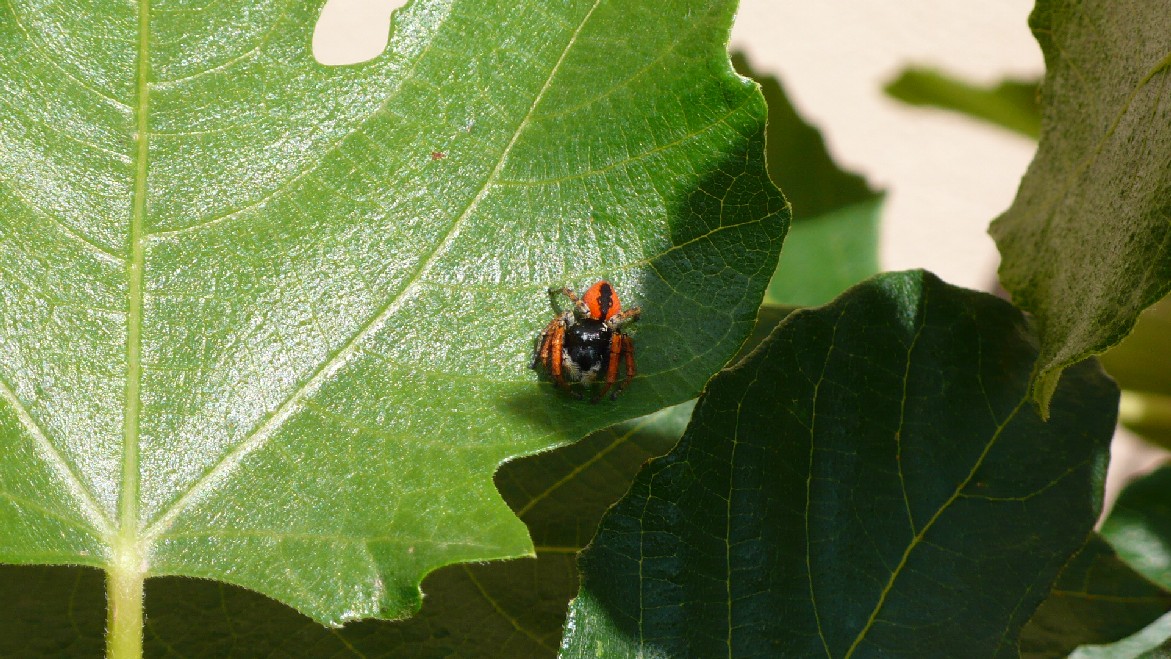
[[1070, 466, 1171, 657], [0, 403, 695, 656], [560, 270, 1118, 658], [732, 303, 795, 366], [0, 566, 104, 656], [1071, 613, 1171, 659], [1019, 534, 1171, 659], [989, 0, 1171, 412], [884, 67, 1041, 138], [0, 0, 787, 635], [730, 53, 880, 308], [1100, 466, 1171, 591], [496, 401, 695, 556], [765, 200, 882, 307]]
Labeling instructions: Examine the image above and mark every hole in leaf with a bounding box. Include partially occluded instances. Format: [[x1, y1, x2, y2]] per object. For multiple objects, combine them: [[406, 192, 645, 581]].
[[313, 0, 407, 66]]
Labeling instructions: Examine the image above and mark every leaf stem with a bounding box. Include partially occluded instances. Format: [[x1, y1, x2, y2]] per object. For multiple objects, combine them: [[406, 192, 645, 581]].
[[105, 555, 145, 659], [109, 0, 151, 655]]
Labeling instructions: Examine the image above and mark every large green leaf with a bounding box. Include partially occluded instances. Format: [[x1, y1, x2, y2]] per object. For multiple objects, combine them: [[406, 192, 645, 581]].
[[561, 270, 1117, 657], [0, 0, 786, 638], [1072, 614, 1171, 659], [989, 0, 1171, 412], [0, 402, 694, 655]]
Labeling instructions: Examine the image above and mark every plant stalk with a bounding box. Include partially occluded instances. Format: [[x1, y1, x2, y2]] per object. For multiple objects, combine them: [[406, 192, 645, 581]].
[[106, 562, 145, 659]]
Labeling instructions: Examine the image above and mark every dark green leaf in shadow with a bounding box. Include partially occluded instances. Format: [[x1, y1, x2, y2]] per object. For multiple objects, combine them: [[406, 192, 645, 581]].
[[884, 67, 1041, 138], [732, 53, 881, 308], [731, 303, 796, 366], [1071, 613, 1171, 659], [0, 404, 695, 656], [1069, 466, 1171, 658], [1020, 534, 1171, 659], [560, 270, 1118, 658], [0, 565, 105, 657], [766, 200, 883, 308], [989, 0, 1171, 413], [495, 401, 695, 555]]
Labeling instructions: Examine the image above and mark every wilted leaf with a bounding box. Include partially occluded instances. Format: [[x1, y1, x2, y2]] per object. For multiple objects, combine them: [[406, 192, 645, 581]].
[[989, 0, 1171, 412], [0, 0, 786, 630], [561, 270, 1117, 658]]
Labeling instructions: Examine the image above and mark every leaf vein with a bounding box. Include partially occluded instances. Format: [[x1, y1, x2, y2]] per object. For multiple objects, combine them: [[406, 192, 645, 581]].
[[0, 374, 113, 538], [0, 171, 126, 263], [842, 396, 1030, 657], [2, 0, 133, 111], [141, 0, 607, 542]]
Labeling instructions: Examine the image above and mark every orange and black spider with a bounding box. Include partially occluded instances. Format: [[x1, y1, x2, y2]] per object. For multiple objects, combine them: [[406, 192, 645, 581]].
[[532, 281, 641, 402]]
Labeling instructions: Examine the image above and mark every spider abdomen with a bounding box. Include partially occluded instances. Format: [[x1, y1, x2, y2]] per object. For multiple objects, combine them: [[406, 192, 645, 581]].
[[562, 319, 612, 383]]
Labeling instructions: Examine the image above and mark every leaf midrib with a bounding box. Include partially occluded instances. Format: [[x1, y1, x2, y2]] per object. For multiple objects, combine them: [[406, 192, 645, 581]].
[[841, 398, 1029, 658], [115, 0, 150, 570]]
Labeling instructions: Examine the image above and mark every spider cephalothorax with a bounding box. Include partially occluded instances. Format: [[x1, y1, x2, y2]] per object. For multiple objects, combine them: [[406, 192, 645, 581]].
[[532, 281, 640, 402]]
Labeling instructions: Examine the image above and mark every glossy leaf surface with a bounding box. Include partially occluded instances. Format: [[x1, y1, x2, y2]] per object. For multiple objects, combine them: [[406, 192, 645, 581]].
[[989, 0, 1171, 411], [1100, 466, 1171, 593], [0, 0, 786, 625], [561, 270, 1118, 658]]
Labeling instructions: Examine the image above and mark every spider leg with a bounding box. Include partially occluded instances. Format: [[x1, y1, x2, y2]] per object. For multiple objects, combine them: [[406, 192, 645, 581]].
[[549, 319, 572, 393], [607, 306, 641, 331], [532, 315, 561, 370], [593, 332, 625, 403], [553, 286, 591, 318], [532, 328, 549, 370], [615, 333, 636, 399], [557, 286, 581, 304]]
